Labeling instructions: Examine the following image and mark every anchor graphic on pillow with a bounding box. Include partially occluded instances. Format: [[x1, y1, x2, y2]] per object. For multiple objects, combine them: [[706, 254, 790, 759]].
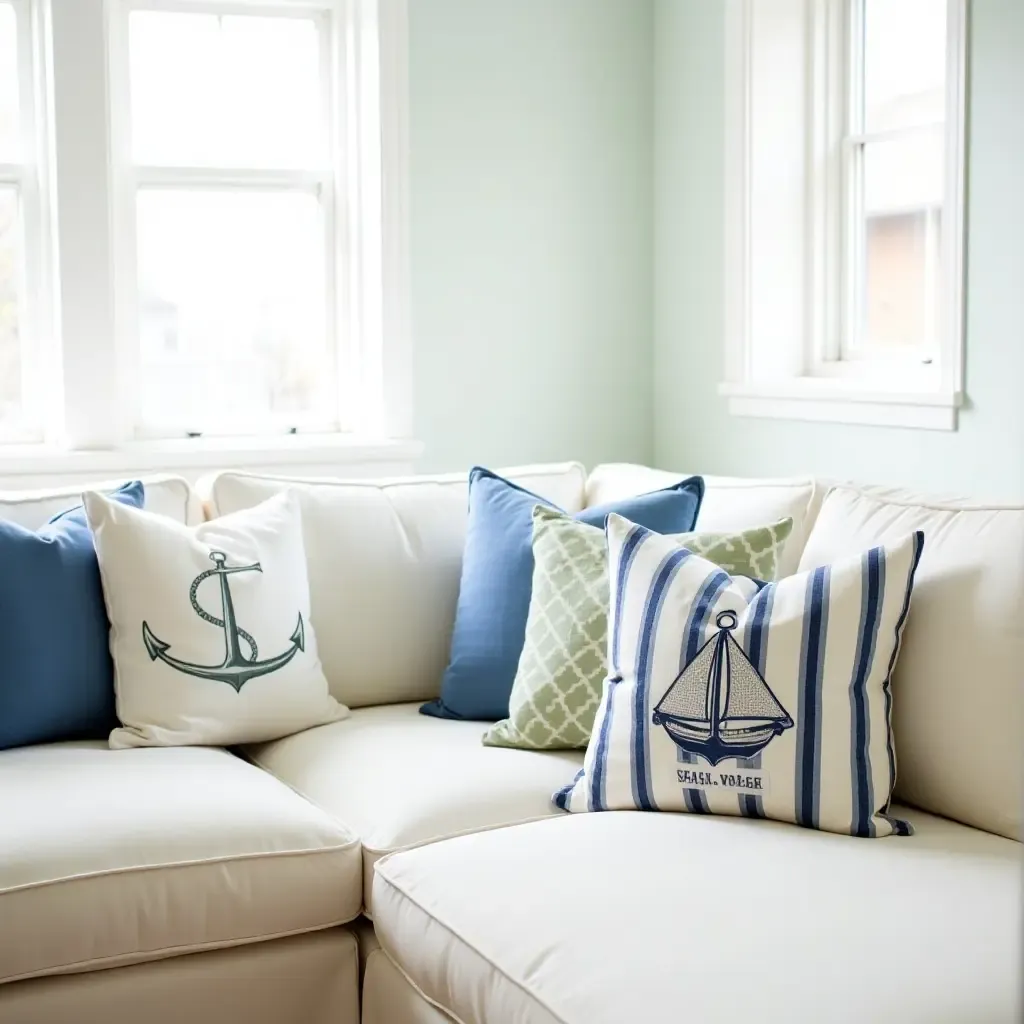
[[142, 551, 305, 692]]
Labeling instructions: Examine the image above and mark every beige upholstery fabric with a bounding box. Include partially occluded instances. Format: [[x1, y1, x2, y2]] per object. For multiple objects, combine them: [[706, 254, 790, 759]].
[[363, 948, 454, 1024], [0, 475, 199, 528], [202, 463, 587, 707], [800, 486, 1024, 840], [244, 703, 582, 913], [585, 463, 819, 576], [0, 929, 359, 1024], [352, 916, 379, 984], [373, 810, 1021, 1024], [0, 743, 362, 983]]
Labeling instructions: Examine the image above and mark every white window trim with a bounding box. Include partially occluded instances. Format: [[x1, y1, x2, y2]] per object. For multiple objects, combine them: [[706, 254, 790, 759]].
[[0, 433, 423, 479], [2, 0, 413, 477], [720, 0, 967, 432]]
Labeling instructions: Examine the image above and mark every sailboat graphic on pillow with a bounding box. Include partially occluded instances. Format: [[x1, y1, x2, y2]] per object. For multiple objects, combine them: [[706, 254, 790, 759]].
[[652, 610, 793, 766]]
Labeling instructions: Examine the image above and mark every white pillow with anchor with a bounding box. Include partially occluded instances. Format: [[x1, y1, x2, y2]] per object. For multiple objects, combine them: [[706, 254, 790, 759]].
[[85, 489, 347, 748]]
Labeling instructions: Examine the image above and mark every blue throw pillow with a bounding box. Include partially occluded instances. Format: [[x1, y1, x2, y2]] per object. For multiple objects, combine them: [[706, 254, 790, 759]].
[[0, 481, 145, 750], [421, 468, 704, 722]]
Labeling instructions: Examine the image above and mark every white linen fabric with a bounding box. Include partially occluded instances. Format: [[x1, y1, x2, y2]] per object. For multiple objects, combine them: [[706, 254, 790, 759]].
[[243, 702, 582, 913], [203, 463, 587, 707], [372, 811, 1022, 1024], [0, 742, 362, 983], [557, 514, 924, 837], [800, 485, 1024, 840], [85, 490, 346, 748], [585, 463, 819, 576]]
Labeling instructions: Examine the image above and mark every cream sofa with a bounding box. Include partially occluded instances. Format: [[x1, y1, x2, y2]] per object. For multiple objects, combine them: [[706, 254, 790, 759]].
[[0, 464, 1020, 1024], [0, 477, 363, 1024]]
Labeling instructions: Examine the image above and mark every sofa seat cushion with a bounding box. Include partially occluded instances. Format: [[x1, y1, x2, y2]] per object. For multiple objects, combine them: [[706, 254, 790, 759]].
[[244, 703, 582, 913], [0, 930, 361, 1024], [0, 743, 362, 984], [372, 810, 1021, 1024]]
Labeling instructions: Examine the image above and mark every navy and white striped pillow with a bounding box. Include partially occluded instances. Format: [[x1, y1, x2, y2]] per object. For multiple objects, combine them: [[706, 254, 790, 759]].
[[555, 513, 924, 838]]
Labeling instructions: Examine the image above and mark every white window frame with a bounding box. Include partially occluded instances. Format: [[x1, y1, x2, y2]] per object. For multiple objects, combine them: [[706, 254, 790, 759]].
[[720, 0, 967, 431], [0, 0, 56, 445], [0, 0, 413, 474]]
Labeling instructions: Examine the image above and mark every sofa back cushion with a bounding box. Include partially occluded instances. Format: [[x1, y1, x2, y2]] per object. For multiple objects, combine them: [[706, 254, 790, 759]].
[[799, 486, 1024, 841], [203, 463, 587, 707], [586, 464, 819, 578], [0, 474, 198, 528]]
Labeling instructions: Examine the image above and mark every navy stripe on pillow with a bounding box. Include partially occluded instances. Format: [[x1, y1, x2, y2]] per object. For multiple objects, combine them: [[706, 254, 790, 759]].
[[795, 567, 831, 830], [630, 545, 690, 811]]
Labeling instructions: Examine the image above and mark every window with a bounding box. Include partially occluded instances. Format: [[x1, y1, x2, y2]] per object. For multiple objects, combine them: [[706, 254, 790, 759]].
[[0, 0, 409, 456], [0, 0, 49, 443], [124, 10, 335, 437], [845, 0, 947, 364], [721, 0, 966, 430]]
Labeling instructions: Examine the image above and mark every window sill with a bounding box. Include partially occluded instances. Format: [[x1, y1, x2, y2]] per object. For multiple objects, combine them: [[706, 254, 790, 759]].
[[718, 380, 961, 431], [0, 435, 425, 482]]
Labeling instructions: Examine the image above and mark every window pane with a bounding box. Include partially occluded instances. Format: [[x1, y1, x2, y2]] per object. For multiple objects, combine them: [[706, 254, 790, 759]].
[[863, 0, 946, 132], [0, 3, 19, 161], [863, 211, 939, 350], [0, 187, 26, 433], [136, 190, 333, 434], [859, 134, 943, 353], [129, 12, 323, 168], [863, 128, 944, 213]]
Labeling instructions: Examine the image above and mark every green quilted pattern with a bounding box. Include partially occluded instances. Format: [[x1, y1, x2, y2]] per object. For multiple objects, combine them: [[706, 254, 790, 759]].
[[483, 507, 793, 751]]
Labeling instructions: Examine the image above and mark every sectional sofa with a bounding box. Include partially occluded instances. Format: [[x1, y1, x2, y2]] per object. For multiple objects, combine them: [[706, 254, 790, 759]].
[[0, 462, 1020, 1024]]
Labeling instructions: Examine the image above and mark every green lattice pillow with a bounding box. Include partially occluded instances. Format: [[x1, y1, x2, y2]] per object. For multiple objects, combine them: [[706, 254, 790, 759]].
[[482, 507, 793, 751]]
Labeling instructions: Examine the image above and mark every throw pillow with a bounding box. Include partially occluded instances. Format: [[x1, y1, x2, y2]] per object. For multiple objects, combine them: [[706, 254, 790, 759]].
[[555, 514, 924, 838], [0, 481, 144, 750], [85, 489, 347, 748], [421, 467, 704, 722], [483, 508, 793, 750]]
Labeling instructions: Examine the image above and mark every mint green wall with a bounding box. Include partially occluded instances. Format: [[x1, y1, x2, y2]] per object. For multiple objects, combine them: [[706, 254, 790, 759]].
[[653, 0, 1024, 500], [409, 0, 654, 473]]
